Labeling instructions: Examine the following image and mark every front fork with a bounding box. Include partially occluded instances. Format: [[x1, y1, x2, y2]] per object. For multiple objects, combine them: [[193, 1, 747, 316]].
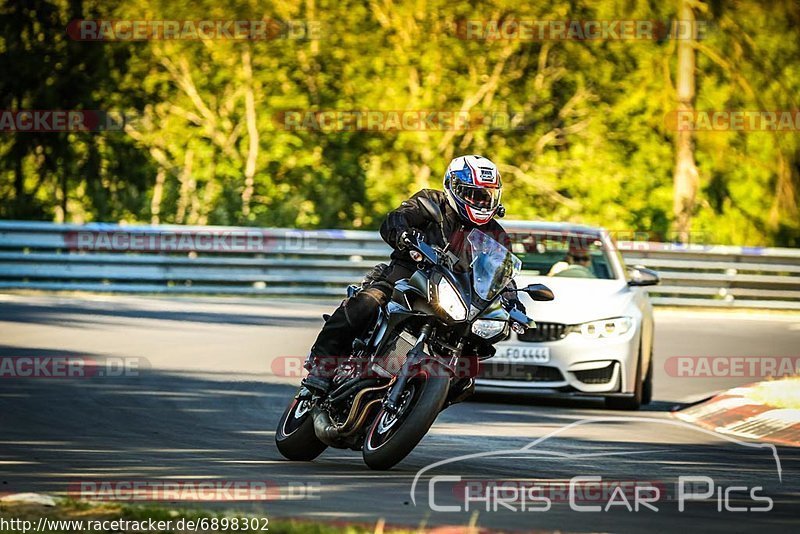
[[383, 322, 433, 413]]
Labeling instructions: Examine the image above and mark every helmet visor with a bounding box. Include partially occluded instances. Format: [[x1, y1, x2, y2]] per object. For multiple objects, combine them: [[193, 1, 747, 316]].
[[453, 183, 501, 210]]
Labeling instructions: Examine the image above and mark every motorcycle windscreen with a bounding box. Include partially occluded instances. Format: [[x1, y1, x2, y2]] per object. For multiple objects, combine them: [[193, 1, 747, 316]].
[[467, 229, 522, 301]]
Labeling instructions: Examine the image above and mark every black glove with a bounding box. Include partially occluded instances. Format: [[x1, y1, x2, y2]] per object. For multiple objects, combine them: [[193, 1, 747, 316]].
[[397, 228, 424, 250]]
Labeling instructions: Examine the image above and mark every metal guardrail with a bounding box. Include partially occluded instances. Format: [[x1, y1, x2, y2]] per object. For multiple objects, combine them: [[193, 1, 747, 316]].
[[0, 220, 799, 310]]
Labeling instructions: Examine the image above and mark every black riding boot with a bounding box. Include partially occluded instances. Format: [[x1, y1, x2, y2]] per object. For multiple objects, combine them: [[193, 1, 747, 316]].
[[302, 286, 388, 394]]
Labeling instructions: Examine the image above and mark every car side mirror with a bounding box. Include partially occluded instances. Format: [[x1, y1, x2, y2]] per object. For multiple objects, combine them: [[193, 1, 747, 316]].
[[627, 266, 660, 287], [418, 197, 444, 225], [522, 283, 554, 301]]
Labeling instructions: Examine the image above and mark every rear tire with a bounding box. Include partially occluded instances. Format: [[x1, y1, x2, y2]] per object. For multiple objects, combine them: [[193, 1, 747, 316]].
[[275, 394, 328, 461], [362, 362, 449, 470]]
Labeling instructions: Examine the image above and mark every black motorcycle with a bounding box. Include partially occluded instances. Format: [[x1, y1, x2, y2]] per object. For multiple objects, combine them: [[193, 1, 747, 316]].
[[275, 199, 553, 470]]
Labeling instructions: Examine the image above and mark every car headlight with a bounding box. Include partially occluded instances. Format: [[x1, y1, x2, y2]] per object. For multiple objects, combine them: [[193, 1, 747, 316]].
[[436, 278, 466, 320], [574, 317, 633, 339], [471, 319, 506, 339]]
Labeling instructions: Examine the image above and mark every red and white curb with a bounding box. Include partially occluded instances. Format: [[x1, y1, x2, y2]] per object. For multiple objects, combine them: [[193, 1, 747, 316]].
[[673, 386, 800, 447]]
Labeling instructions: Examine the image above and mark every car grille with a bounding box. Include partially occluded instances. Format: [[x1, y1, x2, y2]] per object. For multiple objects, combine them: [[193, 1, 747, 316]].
[[518, 322, 568, 342], [479, 362, 564, 382], [573, 363, 616, 384]]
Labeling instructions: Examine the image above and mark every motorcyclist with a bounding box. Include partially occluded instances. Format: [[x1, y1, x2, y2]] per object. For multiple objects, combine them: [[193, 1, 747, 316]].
[[302, 154, 522, 394]]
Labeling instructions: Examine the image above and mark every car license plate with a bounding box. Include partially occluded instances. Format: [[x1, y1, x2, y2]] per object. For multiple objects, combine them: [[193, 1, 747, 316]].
[[498, 346, 550, 364]]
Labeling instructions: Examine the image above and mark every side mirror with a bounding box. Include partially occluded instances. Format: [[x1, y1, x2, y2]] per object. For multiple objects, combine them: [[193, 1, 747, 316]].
[[627, 266, 660, 287], [522, 283, 554, 301], [418, 197, 444, 225]]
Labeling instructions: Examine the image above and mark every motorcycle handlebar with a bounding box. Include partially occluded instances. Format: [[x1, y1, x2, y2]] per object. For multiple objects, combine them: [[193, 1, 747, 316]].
[[508, 306, 535, 332], [403, 233, 442, 265]]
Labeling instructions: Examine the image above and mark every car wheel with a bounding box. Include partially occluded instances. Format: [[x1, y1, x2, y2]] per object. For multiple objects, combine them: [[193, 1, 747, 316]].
[[605, 342, 643, 411], [641, 346, 653, 405]]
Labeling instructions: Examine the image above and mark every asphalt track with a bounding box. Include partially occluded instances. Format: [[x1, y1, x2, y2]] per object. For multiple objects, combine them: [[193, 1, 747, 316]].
[[1, 293, 799, 533]]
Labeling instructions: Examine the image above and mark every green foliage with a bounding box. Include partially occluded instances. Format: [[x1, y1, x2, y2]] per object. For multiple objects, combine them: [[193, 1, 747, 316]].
[[0, 0, 798, 246]]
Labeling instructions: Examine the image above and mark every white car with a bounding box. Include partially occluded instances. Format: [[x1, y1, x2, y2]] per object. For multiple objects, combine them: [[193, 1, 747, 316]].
[[477, 221, 659, 410]]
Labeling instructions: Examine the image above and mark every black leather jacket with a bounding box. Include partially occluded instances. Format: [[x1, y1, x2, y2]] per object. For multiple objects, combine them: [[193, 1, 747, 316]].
[[379, 189, 512, 272], [377, 189, 521, 312]]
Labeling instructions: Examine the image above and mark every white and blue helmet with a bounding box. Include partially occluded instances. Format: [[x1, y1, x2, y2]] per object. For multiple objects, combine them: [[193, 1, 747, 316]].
[[443, 154, 502, 225]]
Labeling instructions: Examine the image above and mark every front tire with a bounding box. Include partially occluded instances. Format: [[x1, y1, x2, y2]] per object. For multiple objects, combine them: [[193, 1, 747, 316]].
[[605, 344, 643, 411], [275, 393, 328, 461], [362, 362, 449, 470], [641, 347, 653, 405]]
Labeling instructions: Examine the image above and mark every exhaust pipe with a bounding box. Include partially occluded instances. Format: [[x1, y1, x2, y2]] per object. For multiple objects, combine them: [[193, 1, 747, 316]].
[[312, 407, 341, 445], [312, 378, 396, 445]]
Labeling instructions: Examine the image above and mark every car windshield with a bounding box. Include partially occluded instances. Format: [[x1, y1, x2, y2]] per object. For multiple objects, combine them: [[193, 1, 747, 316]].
[[467, 229, 522, 301], [510, 231, 616, 280]]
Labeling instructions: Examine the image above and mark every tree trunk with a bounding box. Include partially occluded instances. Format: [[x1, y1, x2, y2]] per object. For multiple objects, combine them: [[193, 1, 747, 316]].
[[769, 150, 799, 229], [13, 142, 24, 218], [176, 149, 195, 224], [150, 168, 166, 224], [672, 0, 700, 242], [241, 46, 259, 219]]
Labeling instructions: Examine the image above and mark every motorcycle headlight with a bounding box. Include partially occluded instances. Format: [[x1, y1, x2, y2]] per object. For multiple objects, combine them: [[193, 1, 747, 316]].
[[472, 319, 506, 339], [436, 278, 466, 321], [574, 317, 633, 339]]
